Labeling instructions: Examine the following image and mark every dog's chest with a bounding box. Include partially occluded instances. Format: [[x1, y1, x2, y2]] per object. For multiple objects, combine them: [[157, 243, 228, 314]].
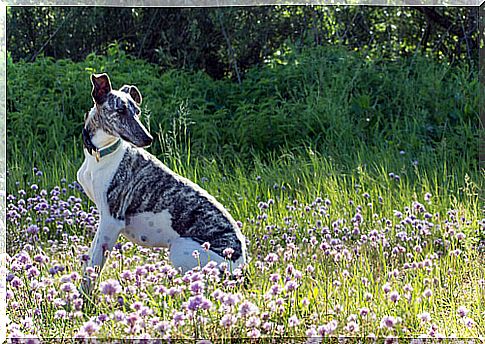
[[77, 147, 126, 209]]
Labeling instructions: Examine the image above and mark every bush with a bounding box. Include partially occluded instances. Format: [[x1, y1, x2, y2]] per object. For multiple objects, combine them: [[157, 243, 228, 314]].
[[7, 45, 479, 169]]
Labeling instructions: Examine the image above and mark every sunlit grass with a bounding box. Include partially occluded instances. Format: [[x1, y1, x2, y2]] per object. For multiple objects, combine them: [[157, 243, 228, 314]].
[[6, 145, 484, 339]]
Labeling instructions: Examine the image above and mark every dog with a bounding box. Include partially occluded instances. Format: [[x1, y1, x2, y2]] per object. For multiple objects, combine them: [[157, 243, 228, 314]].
[[77, 73, 247, 293]]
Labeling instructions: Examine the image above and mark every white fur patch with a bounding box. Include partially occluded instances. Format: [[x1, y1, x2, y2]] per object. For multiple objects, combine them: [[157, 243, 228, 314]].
[[122, 209, 180, 248], [77, 141, 127, 209]]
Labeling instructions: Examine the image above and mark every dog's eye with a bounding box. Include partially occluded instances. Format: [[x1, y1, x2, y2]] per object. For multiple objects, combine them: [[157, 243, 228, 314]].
[[117, 108, 125, 114]]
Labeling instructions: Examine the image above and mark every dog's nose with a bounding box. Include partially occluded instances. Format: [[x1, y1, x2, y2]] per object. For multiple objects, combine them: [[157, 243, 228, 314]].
[[142, 134, 153, 147]]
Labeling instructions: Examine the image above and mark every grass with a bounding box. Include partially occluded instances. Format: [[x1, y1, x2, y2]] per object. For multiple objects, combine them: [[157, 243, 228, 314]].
[[6, 143, 485, 339], [5, 46, 484, 340]]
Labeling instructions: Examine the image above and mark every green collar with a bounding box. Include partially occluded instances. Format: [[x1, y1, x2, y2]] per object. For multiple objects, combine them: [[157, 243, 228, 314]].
[[92, 139, 122, 162]]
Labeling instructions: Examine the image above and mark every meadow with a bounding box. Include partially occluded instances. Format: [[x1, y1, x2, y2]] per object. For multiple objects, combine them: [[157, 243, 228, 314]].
[[6, 46, 484, 340]]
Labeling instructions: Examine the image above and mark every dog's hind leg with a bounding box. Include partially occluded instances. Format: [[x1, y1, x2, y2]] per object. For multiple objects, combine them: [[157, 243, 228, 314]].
[[81, 216, 124, 294], [169, 237, 227, 274]]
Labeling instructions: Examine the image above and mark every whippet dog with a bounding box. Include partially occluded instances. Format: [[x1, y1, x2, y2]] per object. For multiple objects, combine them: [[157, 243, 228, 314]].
[[77, 73, 247, 292]]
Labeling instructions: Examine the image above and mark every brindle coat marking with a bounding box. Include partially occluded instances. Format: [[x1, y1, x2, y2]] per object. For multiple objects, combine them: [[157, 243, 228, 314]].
[[106, 146, 243, 260]]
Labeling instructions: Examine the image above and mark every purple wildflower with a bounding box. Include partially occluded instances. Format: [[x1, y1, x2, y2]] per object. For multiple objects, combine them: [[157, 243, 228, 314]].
[[190, 280, 204, 295], [246, 316, 261, 328], [380, 315, 397, 329], [462, 317, 475, 328], [81, 320, 99, 336], [345, 321, 359, 333], [457, 306, 469, 318], [223, 248, 234, 259], [10, 276, 23, 289], [317, 320, 338, 335], [247, 328, 261, 338], [201, 242, 210, 251], [418, 312, 431, 323], [54, 310, 67, 319], [422, 288, 433, 298], [359, 307, 370, 317], [173, 311, 185, 327], [389, 291, 400, 303], [99, 279, 122, 297], [238, 300, 259, 317], [60, 282, 77, 294], [285, 280, 298, 292], [264, 253, 278, 263], [288, 315, 300, 327], [220, 314, 237, 328]]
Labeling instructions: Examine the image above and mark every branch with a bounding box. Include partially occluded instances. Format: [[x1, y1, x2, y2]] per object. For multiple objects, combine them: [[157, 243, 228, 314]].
[[138, 9, 159, 58], [217, 11, 242, 84], [29, 10, 72, 62]]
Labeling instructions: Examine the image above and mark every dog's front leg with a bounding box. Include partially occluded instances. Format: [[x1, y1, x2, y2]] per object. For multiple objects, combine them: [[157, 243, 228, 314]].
[[81, 216, 124, 294]]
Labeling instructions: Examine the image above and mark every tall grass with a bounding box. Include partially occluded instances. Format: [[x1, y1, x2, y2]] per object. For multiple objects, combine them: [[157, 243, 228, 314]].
[[6, 144, 484, 338]]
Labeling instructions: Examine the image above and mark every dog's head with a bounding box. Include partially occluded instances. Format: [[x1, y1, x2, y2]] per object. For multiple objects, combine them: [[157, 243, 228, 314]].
[[89, 73, 153, 148]]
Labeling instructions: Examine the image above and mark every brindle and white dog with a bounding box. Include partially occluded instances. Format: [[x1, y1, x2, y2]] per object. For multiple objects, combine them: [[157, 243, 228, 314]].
[[78, 73, 247, 292]]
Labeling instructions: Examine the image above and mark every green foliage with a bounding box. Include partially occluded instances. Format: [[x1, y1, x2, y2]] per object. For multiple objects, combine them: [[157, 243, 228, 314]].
[[7, 7, 478, 79], [7, 45, 479, 177]]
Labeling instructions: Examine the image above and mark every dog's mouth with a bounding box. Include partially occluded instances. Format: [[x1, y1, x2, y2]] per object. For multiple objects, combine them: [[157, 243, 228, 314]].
[[120, 132, 153, 148]]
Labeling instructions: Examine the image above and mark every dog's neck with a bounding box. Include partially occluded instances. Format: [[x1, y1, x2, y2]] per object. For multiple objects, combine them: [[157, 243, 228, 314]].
[[90, 129, 118, 148], [83, 106, 119, 151]]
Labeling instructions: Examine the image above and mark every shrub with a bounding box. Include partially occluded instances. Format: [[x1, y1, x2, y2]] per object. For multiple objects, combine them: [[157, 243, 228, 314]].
[[7, 45, 479, 169]]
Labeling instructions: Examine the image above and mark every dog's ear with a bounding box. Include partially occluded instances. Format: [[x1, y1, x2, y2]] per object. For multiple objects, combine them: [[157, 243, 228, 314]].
[[91, 73, 112, 104], [120, 85, 142, 105]]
